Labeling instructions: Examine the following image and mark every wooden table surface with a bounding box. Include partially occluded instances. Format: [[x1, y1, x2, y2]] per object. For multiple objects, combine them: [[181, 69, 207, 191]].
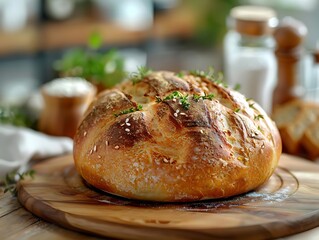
[[1, 156, 319, 240]]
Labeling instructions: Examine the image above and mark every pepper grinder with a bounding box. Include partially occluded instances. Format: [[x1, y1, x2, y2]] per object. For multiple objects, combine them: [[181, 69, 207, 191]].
[[272, 17, 307, 111]]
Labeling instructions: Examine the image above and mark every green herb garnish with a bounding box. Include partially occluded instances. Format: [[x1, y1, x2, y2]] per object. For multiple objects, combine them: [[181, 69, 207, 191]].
[[163, 91, 184, 101], [131, 66, 152, 85], [189, 69, 207, 78], [202, 93, 215, 100], [193, 93, 215, 102], [214, 72, 228, 87], [3, 169, 35, 196], [254, 114, 264, 120], [179, 95, 190, 110], [193, 94, 201, 102], [155, 96, 162, 103], [0, 106, 35, 128], [189, 67, 215, 79], [249, 103, 257, 110], [114, 105, 143, 117], [234, 83, 241, 91], [235, 108, 240, 112], [164, 91, 190, 110], [157, 91, 190, 110], [176, 72, 185, 78], [190, 67, 227, 87]]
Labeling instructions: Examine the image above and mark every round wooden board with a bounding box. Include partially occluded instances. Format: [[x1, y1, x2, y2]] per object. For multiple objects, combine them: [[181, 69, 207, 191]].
[[17, 154, 319, 240]]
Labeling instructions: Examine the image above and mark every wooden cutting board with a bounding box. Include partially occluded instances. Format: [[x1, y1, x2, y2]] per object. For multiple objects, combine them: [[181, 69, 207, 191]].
[[17, 154, 319, 240]]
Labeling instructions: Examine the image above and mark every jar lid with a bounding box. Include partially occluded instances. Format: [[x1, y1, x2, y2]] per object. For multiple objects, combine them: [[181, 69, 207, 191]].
[[230, 5, 278, 36]]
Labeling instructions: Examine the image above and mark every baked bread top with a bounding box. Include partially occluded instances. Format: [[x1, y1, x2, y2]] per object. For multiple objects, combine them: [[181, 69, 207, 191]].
[[73, 70, 282, 202]]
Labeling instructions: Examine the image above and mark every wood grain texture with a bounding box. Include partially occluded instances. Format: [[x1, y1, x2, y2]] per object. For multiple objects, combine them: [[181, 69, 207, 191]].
[[17, 154, 319, 240]]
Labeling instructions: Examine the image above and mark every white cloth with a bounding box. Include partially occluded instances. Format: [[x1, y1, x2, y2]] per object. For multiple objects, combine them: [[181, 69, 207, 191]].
[[0, 124, 73, 179]]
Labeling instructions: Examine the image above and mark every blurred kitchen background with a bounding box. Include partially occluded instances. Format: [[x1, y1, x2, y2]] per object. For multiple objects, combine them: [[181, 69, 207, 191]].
[[0, 0, 319, 106]]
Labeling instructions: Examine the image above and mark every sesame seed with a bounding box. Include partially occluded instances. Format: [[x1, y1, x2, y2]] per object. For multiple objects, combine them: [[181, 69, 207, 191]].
[[93, 145, 97, 152], [176, 109, 180, 114], [114, 145, 120, 149], [194, 147, 201, 153], [125, 128, 130, 132], [98, 155, 101, 159], [180, 112, 187, 116], [120, 123, 125, 126], [126, 122, 131, 126], [200, 130, 204, 134], [172, 99, 177, 102], [125, 118, 129, 123], [105, 141, 109, 146], [163, 158, 169, 163], [83, 131, 87, 137], [89, 149, 93, 155], [173, 113, 178, 117]]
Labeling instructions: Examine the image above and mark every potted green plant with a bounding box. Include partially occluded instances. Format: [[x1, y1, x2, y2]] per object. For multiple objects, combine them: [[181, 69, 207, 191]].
[[54, 32, 126, 92]]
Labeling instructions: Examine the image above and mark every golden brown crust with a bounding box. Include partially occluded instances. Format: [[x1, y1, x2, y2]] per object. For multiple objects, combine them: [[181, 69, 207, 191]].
[[73, 71, 282, 202]]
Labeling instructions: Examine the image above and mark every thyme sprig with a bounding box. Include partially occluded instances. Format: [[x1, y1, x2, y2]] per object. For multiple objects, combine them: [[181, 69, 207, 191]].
[[234, 83, 241, 91], [189, 67, 227, 87], [179, 95, 190, 110], [176, 71, 185, 78], [163, 91, 184, 101], [114, 105, 143, 117], [189, 67, 215, 79], [254, 114, 264, 120], [3, 169, 35, 196], [131, 66, 152, 85], [157, 91, 216, 110], [156, 91, 190, 110], [193, 93, 215, 102], [249, 103, 257, 110]]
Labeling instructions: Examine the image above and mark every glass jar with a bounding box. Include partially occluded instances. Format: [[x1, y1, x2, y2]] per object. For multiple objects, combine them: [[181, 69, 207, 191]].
[[224, 6, 278, 114]]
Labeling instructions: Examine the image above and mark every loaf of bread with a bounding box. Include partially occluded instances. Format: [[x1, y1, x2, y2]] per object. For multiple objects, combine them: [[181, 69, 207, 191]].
[[73, 70, 282, 202], [272, 100, 319, 159], [302, 121, 319, 159]]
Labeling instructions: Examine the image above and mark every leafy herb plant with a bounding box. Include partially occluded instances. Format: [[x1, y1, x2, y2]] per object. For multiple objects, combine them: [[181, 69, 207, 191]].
[[54, 32, 126, 88]]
